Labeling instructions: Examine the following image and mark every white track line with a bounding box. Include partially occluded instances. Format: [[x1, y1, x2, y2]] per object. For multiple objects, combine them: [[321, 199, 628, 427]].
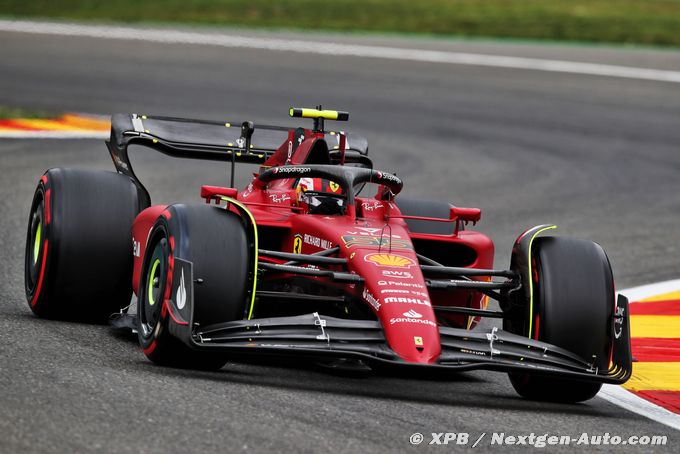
[[619, 279, 680, 303], [597, 281, 680, 432], [600, 385, 680, 431], [1, 20, 680, 84], [0, 131, 108, 139]]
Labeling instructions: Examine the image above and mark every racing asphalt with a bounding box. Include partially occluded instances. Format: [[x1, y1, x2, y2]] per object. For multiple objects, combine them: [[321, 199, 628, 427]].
[[1, 25, 679, 453]]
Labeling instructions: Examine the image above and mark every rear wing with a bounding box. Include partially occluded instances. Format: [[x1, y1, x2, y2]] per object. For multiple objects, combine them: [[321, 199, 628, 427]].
[[106, 113, 369, 204]]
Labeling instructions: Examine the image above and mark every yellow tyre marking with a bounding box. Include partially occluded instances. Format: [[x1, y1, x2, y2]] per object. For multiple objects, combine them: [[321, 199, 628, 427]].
[[527, 225, 557, 337], [220, 197, 259, 320]]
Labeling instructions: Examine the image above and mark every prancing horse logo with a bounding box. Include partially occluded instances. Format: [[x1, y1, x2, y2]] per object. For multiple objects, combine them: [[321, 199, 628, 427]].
[[293, 234, 303, 254]]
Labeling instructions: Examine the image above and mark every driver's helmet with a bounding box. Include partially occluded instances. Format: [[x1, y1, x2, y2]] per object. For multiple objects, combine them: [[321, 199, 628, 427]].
[[296, 177, 345, 215]]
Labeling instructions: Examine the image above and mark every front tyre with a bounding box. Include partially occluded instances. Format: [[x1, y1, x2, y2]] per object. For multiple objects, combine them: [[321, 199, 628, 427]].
[[507, 236, 615, 403], [137, 204, 252, 370]]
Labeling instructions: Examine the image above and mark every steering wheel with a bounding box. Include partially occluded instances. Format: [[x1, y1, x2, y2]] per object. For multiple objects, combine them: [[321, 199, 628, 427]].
[[298, 190, 347, 215]]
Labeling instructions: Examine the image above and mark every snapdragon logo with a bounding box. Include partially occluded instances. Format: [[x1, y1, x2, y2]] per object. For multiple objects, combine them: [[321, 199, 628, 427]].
[[376, 171, 401, 184], [273, 166, 311, 174]]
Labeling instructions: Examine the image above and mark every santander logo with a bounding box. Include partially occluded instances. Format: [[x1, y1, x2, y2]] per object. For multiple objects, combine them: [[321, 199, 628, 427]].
[[403, 309, 422, 319]]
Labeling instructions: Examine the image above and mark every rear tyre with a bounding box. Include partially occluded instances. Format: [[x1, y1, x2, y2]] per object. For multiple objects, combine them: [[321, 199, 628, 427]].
[[24, 168, 143, 322], [507, 236, 615, 403], [137, 204, 251, 370]]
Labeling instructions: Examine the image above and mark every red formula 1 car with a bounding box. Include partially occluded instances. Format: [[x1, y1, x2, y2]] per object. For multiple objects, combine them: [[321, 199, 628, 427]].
[[24, 107, 631, 402]]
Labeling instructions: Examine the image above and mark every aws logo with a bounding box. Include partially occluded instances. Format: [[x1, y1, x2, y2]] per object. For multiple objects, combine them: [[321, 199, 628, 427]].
[[381, 270, 413, 279], [365, 253, 415, 268]]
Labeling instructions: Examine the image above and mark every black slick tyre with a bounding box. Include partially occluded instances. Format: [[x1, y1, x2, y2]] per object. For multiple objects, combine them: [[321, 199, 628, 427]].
[[507, 236, 615, 403], [25, 168, 143, 322], [137, 204, 252, 370]]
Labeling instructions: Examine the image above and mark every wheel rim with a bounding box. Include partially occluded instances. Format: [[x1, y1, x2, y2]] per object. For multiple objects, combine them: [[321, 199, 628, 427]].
[[33, 221, 42, 265], [141, 239, 166, 338], [147, 259, 161, 306], [26, 197, 44, 293]]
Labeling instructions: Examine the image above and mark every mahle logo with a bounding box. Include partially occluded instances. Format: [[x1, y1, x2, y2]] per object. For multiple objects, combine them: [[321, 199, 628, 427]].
[[384, 297, 431, 306]]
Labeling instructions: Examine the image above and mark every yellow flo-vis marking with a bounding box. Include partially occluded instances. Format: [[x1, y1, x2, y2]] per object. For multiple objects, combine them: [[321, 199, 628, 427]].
[[291, 108, 340, 120]]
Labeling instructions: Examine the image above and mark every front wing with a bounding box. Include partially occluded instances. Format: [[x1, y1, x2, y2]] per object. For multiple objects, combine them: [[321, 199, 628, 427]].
[[164, 258, 631, 383]]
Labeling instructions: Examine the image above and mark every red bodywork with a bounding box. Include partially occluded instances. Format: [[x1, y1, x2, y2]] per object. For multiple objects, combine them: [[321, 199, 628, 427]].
[[131, 130, 494, 365]]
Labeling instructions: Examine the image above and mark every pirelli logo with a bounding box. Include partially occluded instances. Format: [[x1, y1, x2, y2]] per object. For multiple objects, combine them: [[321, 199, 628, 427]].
[[341, 235, 413, 250]]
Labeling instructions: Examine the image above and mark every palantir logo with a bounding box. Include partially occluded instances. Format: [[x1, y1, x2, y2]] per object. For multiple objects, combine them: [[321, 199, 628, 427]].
[[403, 309, 422, 318]]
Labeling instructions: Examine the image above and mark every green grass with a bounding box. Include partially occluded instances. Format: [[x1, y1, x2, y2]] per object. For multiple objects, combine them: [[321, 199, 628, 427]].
[[2, 0, 680, 46], [0, 106, 57, 119]]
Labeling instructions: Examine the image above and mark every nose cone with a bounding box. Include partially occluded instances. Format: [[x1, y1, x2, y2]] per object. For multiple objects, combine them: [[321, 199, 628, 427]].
[[353, 251, 441, 364], [383, 305, 441, 363]]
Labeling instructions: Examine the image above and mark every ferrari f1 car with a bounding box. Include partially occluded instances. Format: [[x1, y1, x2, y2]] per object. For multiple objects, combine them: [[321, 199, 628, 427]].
[[24, 107, 631, 402]]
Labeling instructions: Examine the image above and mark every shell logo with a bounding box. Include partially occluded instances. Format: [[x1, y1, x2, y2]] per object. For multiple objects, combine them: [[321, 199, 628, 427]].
[[365, 253, 415, 268]]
